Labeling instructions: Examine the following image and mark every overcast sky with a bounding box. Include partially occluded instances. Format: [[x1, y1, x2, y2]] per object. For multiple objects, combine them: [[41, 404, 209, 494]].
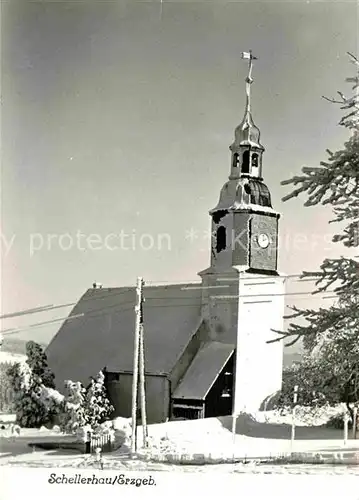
[[1, 0, 357, 345]]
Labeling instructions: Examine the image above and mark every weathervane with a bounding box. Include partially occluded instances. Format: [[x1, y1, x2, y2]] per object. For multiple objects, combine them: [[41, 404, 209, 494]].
[[241, 50, 258, 113], [160, 0, 163, 21]]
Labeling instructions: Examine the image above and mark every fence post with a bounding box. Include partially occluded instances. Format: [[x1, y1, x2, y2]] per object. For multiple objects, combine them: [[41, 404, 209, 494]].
[[344, 413, 349, 446], [290, 385, 299, 454], [85, 431, 91, 454], [353, 407, 358, 440], [231, 414, 237, 461]]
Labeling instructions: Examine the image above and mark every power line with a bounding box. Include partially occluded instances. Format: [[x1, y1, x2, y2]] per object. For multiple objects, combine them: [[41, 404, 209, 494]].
[[0, 288, 135, 321], [0, 273, 325, 322], [145, 273, 322, 285], [0, 291, 337, 338], [0, 304, 55, 320], [144, 280, 202, 285], [1, 313, 85, 336], [0, 302, 76, 321], [2, 289, 335, 336], [145, 289, 336, 301], [0, 284, 338, 337], [0, 302, 199, 338], [0, 301, 136, 337], [0, 299, 204, 337], [0, 282, 211, 322], [201, 291, 337, 300]]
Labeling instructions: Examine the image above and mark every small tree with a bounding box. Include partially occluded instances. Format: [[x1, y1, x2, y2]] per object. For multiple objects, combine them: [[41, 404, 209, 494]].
[[277, 349, 357, 412], [61, 372, 114, 433], [61, 380, 88, 433], [84, 371, 114, 429], [6, 342, 58, 427], [7, 361, 48, 428], [26, 341, 55, 388], [276, 360, 325, 410], [0, 362, 15, 413]]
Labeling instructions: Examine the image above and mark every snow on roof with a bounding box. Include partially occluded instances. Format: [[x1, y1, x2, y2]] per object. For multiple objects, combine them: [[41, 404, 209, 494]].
[[46, 283, 202, 390], [172, 341, 234, 401]]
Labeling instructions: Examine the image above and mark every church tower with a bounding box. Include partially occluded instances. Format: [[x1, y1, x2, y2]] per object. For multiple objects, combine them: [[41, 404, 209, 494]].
[[207, 51, 279, 275], [199, 51, 285, 412]]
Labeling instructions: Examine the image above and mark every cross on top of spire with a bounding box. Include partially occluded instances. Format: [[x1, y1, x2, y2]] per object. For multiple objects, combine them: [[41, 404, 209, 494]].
[[231, 50, 263, 151], [241, 50, 258, 113]]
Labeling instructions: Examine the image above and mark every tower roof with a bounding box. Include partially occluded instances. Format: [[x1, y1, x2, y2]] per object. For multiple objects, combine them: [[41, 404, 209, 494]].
[[232, 51, 263, 150], [212, 177, 273, 212], [234, 110, 262, 148]]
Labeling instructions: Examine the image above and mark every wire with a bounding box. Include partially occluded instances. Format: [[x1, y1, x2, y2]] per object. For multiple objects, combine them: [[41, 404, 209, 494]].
[[144, 280, 202, 285], [1, 300, 203, 337], [203, 291, 337, 300], [145, 273, 322, 284], [1, 302, 137, 337], [144, 289, 336, 301], [0, 281, 338, 337], [0, 304, 55, 320], [0, 288, 135, 321], [0, 298, 136, 336], [0, 274, 325, 322], [1, 313, 85, 336], [0, 288, 337, 338]]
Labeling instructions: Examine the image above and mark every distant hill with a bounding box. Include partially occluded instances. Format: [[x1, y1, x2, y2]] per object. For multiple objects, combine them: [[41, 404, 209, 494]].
[[1, 337, 48, 355]]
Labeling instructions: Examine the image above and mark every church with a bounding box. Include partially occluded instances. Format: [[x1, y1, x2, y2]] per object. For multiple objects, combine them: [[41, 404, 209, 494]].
[[46, 53, 285, 423]]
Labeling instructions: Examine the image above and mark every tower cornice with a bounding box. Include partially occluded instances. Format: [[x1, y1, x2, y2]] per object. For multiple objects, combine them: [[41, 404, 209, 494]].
[[209, 205, 281, 219]]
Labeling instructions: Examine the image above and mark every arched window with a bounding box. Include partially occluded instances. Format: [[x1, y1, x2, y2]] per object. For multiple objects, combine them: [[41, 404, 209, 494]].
[[252, 153, 259, 169], [242, 150, 250, 173], [232, 153, 239, 169], [216, 226, 226, 253]]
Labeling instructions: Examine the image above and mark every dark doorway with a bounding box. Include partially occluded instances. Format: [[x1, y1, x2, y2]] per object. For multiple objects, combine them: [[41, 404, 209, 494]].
[[172, 401, 204, 420], [204, 355, 234, 418], [170, 354, 235, 421]]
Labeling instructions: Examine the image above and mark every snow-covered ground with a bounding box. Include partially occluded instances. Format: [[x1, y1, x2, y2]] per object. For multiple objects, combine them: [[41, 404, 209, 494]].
[[0, 414, 16, 424], [1, 409, 359, 473], [255, 405, 349, 427]]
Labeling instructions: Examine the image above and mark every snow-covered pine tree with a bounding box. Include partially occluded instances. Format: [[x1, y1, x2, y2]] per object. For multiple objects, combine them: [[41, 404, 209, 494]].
[[6, 361, 48, 427], [26, 340, 55, 388], [271, 53, 359, 416], [61, 380, 88, 433], [6, 342, 60, 427], [84, 371, 114, 429], [0, 361, 14, 413]]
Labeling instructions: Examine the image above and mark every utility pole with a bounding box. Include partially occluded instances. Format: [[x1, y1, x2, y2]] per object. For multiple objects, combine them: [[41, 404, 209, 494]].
[[131, 277, 144, 456], [139, 316, 148, 448]]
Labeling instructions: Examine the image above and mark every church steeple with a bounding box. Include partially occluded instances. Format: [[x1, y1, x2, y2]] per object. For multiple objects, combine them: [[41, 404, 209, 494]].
[[230, 51, 264, 180], [198, 51, 280, 278]]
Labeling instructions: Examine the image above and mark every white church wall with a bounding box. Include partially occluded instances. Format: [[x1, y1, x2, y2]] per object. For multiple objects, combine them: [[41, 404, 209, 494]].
[[233, 274, 285, 414], [200, 272, 240, 345]]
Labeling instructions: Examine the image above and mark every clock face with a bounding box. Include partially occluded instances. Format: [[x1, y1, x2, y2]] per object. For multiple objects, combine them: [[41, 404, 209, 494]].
[[257, 233, 270, 249]]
